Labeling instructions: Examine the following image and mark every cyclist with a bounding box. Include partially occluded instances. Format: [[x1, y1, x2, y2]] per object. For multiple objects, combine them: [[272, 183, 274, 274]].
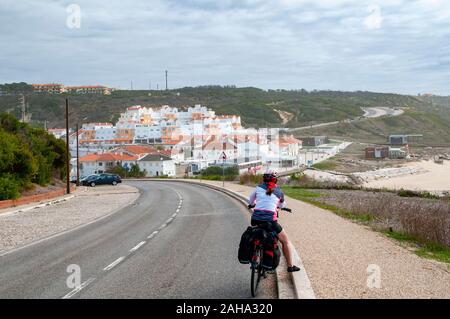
[[248, 171, 300, 273]]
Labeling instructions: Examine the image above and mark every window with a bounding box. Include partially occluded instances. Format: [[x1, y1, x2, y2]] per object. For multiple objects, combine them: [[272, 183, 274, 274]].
[[99, 162, 103, 166]]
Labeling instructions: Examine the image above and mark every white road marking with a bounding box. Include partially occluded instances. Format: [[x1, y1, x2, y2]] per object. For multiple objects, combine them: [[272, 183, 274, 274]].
[[62, 277, 96, 299], [166, 217, 173, 223], [176, 208, 180, 213], [159, 223, 167, 229], [130, 241, 146, 252], [103, 257, 125, 271], [172, 213, 177, 218]]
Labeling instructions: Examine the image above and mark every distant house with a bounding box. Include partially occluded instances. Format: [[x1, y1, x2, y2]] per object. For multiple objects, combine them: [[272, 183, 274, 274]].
[[64, 85, 112, 95], [137, 154, 175, 177], [389, 134, 423, 145], [48, 128, 68, 139], [32, 83, 64, 94], [365, 146, 389, 159], [79, 153, 138, 176], [298, 136, 329, 147]]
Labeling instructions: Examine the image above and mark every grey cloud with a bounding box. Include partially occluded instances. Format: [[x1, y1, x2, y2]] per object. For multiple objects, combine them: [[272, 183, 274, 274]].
[[1, 0, 450, 94]]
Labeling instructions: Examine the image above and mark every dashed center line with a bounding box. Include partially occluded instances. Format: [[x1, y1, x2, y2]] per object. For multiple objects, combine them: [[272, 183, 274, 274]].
[[62, 277, 96, 299], [63, 187, 185, 299], [103, 257, 125, 271], [130, 241, 146, 252]]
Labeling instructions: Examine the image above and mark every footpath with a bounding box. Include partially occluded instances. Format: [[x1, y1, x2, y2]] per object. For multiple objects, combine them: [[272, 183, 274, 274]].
[[192, 180, 450, 298]]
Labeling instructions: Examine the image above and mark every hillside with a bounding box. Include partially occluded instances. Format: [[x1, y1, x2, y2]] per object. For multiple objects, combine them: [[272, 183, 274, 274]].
[[296, 109, 450, 147], [0, 84, 435, 129]]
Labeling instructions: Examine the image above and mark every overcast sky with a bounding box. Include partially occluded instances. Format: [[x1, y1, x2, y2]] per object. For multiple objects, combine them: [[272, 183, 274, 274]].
[[1, 0, 450, 94]]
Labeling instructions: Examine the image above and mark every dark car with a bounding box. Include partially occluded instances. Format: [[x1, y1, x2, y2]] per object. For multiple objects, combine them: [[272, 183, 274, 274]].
[[82, 174, 122, 187]]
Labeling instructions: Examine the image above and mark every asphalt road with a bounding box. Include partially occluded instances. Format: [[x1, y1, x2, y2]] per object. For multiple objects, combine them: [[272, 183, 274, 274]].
[[0, 181, 276, 299]]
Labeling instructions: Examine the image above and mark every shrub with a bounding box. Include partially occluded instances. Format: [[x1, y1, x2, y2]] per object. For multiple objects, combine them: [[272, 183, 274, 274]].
[[0, 113, 68, 200], [106, 165, 127, 177], [201, 165, 239, 181], [129, 163, 146, 178], [239, 173, 263, 185], [106, 164, 146, 178], [0, 175, 20, 200]]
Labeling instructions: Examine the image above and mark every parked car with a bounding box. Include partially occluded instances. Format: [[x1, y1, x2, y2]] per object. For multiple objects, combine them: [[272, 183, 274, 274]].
[[71, 174, 98, 184], [81, 174, 99, 183], [82, 174, 122, 187]]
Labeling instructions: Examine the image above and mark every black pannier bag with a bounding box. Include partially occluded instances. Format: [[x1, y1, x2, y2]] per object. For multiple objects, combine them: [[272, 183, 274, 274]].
[[238, 227, 254, 264], [238, 227, 268, 264], [262, 232, 281, 270]]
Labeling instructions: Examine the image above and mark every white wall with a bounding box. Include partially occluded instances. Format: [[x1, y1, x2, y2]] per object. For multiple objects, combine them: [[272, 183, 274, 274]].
[[137, 160, 175, 177]]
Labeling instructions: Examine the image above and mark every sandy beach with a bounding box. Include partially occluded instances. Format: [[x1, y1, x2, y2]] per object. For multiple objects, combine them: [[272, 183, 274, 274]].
[[363, 160, 450, 192]]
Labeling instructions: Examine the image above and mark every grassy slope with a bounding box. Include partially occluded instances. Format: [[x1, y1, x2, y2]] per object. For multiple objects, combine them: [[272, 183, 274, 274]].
[[296, 109, 450, 146], [1, 85, 448, 146], [0, 86, 433, 129]]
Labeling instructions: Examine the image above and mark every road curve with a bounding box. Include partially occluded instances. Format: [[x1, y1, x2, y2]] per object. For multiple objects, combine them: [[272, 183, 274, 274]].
[[0, 181, 276, 299]]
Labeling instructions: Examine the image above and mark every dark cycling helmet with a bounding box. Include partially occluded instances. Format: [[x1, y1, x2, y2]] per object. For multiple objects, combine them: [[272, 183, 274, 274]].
[[263, 171, 277, 183]]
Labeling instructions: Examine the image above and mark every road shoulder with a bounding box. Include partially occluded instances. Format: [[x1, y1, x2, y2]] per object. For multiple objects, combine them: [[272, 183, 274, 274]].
[[0, 184, 140, 254]]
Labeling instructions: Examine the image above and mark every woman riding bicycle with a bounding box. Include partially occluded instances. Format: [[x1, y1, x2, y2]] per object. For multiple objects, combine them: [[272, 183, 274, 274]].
[[248, 171, 300, 273]]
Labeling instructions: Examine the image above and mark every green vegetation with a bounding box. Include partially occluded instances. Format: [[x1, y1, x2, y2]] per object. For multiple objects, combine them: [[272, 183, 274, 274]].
[[383, 231, 450, 265], [298, 109, 450, 146], [1, 84, 436, 129], [106, 163, 146, 178], [0, 82, 33, 95], [397, 189, 441, 200], [311, 160, 337, 171], [196, 165, 239, 181], [239, 173, 263, 186], [2, 83, 449, 145], [0, 113, 67, 200], [281, 186, 374, 223]]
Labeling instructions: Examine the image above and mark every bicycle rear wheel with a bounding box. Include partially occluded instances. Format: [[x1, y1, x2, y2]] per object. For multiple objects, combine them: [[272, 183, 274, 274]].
[[251, 248, 263, 297]]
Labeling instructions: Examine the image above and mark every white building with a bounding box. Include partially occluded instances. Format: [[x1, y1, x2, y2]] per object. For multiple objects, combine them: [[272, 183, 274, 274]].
[[79, 153, 138, 176], [137, 154, 176, 177]]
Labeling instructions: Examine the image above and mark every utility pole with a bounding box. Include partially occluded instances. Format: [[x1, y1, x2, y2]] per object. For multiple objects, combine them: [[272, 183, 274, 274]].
[[131, 80, 133, 90], [19, 94, 30, 123], [165, 70, 168, 90], [222, 141, 226, 188], [65, 99, 71, 194], [76, 123, 80, 186]]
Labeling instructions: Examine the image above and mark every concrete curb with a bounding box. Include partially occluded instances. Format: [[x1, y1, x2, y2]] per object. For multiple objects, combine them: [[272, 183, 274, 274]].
[[128, 178, 316, 299]]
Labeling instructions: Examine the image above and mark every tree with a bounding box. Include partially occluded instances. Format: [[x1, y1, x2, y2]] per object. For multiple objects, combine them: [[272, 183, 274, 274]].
[[0, 113, 68, 200]]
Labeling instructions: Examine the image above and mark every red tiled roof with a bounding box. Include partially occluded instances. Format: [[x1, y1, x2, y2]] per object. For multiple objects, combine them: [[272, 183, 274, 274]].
[[119, 145, 158, 155], [66, 85, 106, 89], [80, 153, 138, 162]]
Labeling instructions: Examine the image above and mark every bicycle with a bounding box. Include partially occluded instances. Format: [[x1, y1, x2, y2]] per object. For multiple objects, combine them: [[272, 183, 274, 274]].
[[247, 205, 292, 297]]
